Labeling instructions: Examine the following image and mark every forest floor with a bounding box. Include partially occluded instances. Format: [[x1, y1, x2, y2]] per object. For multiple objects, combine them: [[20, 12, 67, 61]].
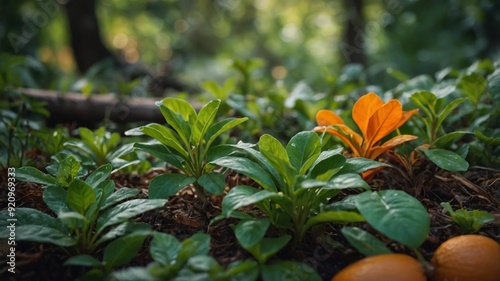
[[1, 155, 499, 281]]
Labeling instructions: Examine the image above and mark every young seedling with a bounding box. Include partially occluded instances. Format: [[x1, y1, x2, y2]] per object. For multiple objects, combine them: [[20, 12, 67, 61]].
[[441, 202, 495, 233]]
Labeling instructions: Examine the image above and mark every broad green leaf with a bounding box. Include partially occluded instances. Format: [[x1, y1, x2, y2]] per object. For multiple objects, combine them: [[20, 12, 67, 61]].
[[436, 98, 467, 131], [58, 211, 86, 230], [205, 117, 248, 149], [148, 174, 196, 199], [433, 131, 471, 148], [8, 225, 75, 246], [141, 123, 188, 159], [43, 185, 70, 214], [0, 208, 67, 232], [458, 72, 487, 105], [159, 98, 197, 126], [101, 187, 140, 210], [341, 226, 392, 256], [338, 158, 389, 175], [322, 173, 370, 190], [67, 179, 96, 214], [309, 151, 346, 180], [196, 172, 225, 195], [226, 259, 259, 281], [235, 218, 270, 248], [96, 199, 167, 234], [103, 233, 149, 271], [230, 141, 285, 188], [78, 127, 102, 158], [0, 208, 74, 246], [212, 156, 277, 191], [355, 190, 430, 249], [410, 91, 437, 117], [16, 166, 56, 185], [108, 142, 135, 161], [133, 142, 184, 170], [64, 255, 102, 267], [179, 233, 211, 258], [191, 99, 220, 145], [286, 131, 321, 173], [219, 185, 282, 218], [187, 256, 222, 272], [157, 100, 193, 145], [259, 134, 296, 190], [97, 222, 152, 246], [261, 261, 321, 281], [85, 164, 112, 187], [419, 148, 469, 171], [304, 211, 365, 231], [248, 235, 291, 264], [150, 232, 182, 265]]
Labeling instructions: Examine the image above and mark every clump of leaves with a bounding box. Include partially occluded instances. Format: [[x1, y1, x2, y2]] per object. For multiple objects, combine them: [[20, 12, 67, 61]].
[[0, 162, 166, 255], [0, 89, 49, 168], [441, 202, 495, 234], [211, 131, 386, 244], [232, 218, 322, 280], [113, 232, 258, 281], [126, 98, 248, 204], [64, 126, 135, 171]]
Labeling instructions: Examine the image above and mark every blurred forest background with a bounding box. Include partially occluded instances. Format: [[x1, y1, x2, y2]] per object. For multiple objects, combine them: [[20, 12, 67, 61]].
[[1, 0, 500, 96]]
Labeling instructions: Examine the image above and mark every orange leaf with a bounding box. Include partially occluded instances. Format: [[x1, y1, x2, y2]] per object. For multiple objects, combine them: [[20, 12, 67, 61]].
[[352, 92, 384, 138], [313, 125, 363, 156], [397, 108, 419, 128], [367, 134, 418, 159], [316, 110, 344, 126], [366, 100, 403, 147]]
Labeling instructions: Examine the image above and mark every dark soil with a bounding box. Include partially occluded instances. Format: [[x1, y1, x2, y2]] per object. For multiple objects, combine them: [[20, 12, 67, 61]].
[[1, 155, 499, 281]]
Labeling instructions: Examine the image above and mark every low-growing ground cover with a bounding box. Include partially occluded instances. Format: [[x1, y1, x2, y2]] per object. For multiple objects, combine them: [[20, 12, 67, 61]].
[[1, 58, 499, 281]]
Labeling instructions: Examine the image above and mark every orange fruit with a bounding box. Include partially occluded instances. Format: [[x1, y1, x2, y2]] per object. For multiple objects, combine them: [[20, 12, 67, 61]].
[[331, 253, 426, 281], [430, 234, 500, 281]]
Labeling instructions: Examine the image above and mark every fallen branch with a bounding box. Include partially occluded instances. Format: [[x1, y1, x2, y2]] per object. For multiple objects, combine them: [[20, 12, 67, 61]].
[[20, 88, 165, 124]]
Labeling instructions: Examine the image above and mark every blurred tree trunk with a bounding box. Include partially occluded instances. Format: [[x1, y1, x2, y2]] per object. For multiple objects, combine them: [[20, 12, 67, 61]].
[[65, 0, 115, 73], [341, 0, 365, 65]]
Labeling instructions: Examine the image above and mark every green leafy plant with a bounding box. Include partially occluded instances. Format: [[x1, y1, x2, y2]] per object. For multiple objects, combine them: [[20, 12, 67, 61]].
[[64, 230, 151, 281], [440, 202, 495, 234], [126, 98, 248, 204], [409, 91, 471, 172], [0, 163, 167, 255], [339, 190, 430, 260], [15, 154, 85, 189], [64, 126, 135, 170], [35, 127, 69, 157], [113, 232, 258, 281], [232, 218, 322, 280], [409, 91, 468, 147], [0, 89, 50, 168], [211, 131, 386, 244]]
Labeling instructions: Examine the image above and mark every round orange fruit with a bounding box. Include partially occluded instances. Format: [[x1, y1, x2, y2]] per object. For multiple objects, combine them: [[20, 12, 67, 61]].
[[331, 254, 426, 281], [431, 234, 500, 281]]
